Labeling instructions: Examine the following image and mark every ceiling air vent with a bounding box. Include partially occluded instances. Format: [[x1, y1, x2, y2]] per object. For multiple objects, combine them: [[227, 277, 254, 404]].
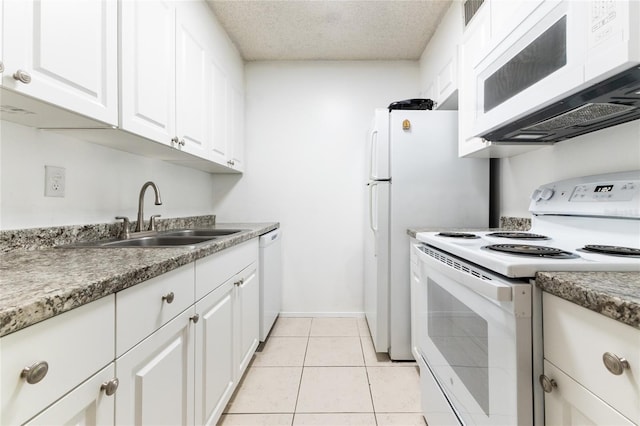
[[464, 0, 485, 26]]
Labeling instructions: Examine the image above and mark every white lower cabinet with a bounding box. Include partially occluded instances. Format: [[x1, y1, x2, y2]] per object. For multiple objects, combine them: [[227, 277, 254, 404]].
[[541, 292, 639, 425], [115, 307, 196, 426], [25, 363, 117, 426], [195, 279, 235, 425], [194, 239, 260, 424], [542, 360, 634, 426], [0, 237, 262, 426], [234, 261, 260, 379], [0, 295, 115, 426]]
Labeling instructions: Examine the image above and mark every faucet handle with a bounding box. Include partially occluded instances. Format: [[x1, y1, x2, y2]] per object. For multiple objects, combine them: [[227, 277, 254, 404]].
[[115, 216, 131, 239], [149, 214, 161, 231]]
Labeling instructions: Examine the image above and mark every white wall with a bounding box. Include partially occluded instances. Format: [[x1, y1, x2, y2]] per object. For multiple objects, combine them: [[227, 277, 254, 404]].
[[211, 61, 420, 315], [0, 121, 216, 230], [498, 120, 640, 217]]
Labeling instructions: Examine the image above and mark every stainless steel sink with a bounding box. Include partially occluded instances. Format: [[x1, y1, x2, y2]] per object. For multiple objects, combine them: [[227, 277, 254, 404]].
[[57, 228, 245, 249], [162, 229, 243, 237], [99, 235, 216, 247]]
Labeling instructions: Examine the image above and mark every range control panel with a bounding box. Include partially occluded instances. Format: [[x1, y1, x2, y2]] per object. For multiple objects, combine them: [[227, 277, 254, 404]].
[[529, 171, 640, 218], [570, 180, 637, 202]]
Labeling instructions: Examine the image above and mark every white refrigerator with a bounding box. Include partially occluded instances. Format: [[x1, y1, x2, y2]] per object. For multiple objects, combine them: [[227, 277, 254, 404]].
[[364, 108, 489, 360]]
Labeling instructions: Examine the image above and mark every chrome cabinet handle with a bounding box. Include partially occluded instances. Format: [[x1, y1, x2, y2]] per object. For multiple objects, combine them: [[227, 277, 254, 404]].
[[171, 136, 179, 145], [21, 361, 49, 384], [13, 69, 32, 84], [101, 378, 119, 396], [603, 352, 630, 375], [539, 374, 557, 393], [190, 313, 200, 323], [234, 278, 244, 286], [162, 292, 175, 304], [227, 160, 235, 166], [179, 139, 186, 147]]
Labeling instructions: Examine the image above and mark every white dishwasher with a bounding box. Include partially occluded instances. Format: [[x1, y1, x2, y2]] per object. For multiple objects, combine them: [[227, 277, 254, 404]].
[[259, 228, 282, 341]]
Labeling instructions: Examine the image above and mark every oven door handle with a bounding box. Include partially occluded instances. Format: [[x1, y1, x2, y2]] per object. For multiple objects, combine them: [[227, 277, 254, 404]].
[[416, 245, 513, 303]]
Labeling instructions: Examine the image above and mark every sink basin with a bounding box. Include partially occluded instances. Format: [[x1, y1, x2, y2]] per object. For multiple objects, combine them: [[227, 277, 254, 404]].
[[99, 236, 216, 247], [162, 229, 243, 237], [57, 228, 246, 249]]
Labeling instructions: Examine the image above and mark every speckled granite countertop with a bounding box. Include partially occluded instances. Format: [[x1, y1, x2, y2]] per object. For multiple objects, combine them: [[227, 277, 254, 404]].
[[0, 222, 278, 337], [537, 272, 640, 329], [407, 216, 531, 238]]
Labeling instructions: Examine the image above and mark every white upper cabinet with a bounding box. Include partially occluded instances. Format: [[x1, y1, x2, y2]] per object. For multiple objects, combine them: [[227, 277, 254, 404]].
[[419, 2, 462, 110], [119, 0, 176, 145], [120, 0, 243, 169], [1, 0, 117, 125], [175, 1, 212, 158]]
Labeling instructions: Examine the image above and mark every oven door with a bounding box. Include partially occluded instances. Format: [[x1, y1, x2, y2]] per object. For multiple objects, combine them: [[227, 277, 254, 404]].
[[415, 244, 533, 426]]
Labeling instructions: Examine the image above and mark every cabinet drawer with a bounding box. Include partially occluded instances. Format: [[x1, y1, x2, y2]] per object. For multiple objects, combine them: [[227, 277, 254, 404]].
[[195, 238, 258, 300], [116, 264, 195, 356], [25, 363, 116, 425], [543, 360, 634, 426], [1, 296, 115, 425], [543, 293, 640, 423]]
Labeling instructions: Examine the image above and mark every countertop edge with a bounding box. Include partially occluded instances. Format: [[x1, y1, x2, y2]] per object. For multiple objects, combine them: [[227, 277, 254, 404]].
[[536, 271, 640, 329]]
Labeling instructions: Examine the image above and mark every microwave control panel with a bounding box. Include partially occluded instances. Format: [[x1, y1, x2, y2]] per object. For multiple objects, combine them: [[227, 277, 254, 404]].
[[589, 0, 622, 47]]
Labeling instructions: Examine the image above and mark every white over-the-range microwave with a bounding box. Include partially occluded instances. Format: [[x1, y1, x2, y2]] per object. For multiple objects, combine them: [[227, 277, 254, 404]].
[[473, 0, 640, 144]]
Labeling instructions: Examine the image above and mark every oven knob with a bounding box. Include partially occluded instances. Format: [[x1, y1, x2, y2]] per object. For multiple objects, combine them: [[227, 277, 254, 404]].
[[540, 188, 555, 201], [531, 188, 542, 201]]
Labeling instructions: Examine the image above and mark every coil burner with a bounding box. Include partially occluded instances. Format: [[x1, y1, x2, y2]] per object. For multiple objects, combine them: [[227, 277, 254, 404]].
[[486, 232, 550, 240], [436, 232, 480, 239], [484, 244, 578, 259], [581, 245, 640, 258]]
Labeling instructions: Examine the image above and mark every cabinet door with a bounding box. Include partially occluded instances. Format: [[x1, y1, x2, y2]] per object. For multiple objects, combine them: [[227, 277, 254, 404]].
[[235, 262, 259, 379], [227, 84, 245, 172], [195, 280, 235, 426], [458, 5, 491, 157], [2, 0, 117, 125], [175, 1, 210, 159], [25, 364, 117, 426], [210, 62, 229, 166], [115, 307, 195, 426], [543, 360, 634, 426], [120, 0, 176, 145]]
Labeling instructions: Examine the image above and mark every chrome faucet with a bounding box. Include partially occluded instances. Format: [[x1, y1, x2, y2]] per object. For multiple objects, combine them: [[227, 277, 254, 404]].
[[135, 181, 163, 232]]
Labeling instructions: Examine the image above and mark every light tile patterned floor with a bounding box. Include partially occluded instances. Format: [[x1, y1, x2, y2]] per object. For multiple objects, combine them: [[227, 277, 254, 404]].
[[218, 317, 425, 426]]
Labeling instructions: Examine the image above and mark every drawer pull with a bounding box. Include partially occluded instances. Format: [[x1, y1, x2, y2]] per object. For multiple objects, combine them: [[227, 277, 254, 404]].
[[101, 378, 119, 396], [539, 374, 557, 393], [602, 352, 630, 375], [21, 361, 49, 384], [162, 292, 175, 304], [13, 69, 32, 84], [190, 314, 200, 324], [234, 278, 244, 287]]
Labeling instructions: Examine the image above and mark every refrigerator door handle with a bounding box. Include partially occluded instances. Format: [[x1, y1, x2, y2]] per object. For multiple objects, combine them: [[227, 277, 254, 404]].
[[369, 181, 378, 233], [369, 129, 379, 180]]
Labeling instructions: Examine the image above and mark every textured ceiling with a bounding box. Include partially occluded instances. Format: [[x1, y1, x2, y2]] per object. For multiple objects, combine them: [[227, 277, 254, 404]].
[[206, 0, 453, 61]]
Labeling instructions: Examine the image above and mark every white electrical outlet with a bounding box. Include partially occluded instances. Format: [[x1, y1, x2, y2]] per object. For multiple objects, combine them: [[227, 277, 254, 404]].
[[45, 165, 66, 197]]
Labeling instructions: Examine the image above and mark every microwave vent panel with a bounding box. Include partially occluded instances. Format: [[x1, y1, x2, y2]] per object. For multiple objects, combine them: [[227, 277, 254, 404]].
[[523, 103, 636, 131]]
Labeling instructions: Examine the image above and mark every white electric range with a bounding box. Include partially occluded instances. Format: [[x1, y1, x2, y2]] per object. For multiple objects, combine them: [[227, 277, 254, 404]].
[[412, 171, 640, 426]]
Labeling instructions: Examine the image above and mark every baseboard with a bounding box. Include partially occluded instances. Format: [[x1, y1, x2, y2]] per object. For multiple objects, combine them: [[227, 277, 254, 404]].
[[278, 311, 365, 318]]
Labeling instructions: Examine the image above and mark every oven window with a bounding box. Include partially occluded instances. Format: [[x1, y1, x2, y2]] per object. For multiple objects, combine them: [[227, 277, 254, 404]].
[[484, 16, 567, 112], [428, 278, 489, 415]]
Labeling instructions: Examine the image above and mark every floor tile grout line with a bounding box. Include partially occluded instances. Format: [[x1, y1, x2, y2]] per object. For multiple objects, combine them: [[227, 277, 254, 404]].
[[290, 321, 312, 425], [360, 336, 380, 426]]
